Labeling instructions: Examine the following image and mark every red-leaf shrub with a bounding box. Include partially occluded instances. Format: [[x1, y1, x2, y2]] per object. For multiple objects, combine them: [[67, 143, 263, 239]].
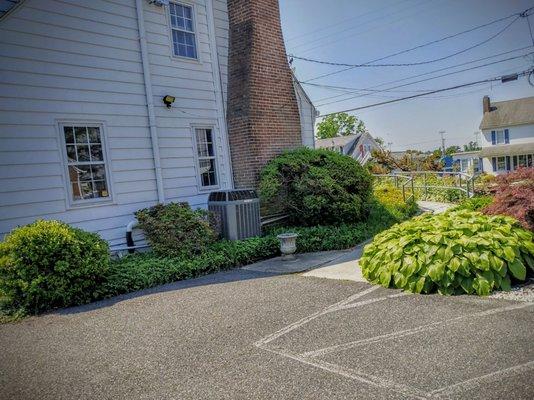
[[483, 167, 534, 231]]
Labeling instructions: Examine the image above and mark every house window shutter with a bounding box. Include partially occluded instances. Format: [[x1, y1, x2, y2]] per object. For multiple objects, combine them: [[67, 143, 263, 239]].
[[479, 157, 483, 172], [504, 129, 509, 144], [506, 156, 511, 171], [491, 131, 496, 145], [492, 157, 497, 171]]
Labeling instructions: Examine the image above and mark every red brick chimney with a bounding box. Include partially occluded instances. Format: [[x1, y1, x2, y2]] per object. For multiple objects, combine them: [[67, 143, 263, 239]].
[[227, 0, 302, 189], [483, 95, 491, 113]]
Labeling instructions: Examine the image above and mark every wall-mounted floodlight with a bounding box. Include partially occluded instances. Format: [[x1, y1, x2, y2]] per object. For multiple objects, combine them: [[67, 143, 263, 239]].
[[163, 95, 176, 108]]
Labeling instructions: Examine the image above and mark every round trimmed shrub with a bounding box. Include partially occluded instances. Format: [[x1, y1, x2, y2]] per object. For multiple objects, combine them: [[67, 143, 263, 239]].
[[259, 148, 373, 226], [135, 202, 217, 257], [360, 211, 534, 296], [0, 220, 110, 314]]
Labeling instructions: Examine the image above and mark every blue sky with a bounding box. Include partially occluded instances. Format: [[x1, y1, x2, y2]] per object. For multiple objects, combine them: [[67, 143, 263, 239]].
[[279, 0, 534, 151]]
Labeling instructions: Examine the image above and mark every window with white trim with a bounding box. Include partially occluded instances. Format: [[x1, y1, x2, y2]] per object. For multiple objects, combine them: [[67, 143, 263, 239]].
[[496, 156, 506, 171], [495, 130, 505, 144], [62, 125, 111, 202], [195, 128, 218, 187], [169, 2, 197, 59]]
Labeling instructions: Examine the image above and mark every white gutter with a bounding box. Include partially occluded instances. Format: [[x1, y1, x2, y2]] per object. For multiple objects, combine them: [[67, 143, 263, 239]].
[[206, 0, 234, 189], [135, 0, 165, 203]]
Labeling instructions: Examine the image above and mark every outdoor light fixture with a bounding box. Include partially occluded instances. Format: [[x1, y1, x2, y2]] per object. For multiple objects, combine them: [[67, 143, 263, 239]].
[[163, 95, 176, 108]]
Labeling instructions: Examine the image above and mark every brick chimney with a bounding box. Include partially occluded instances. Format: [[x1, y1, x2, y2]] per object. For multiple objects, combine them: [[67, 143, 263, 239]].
[[483, 95, 491, 113], [227, 0, 302, 189]]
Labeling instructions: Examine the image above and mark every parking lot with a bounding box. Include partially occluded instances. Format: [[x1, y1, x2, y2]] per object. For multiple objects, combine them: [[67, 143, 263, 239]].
[[1, 269, 533, 399]]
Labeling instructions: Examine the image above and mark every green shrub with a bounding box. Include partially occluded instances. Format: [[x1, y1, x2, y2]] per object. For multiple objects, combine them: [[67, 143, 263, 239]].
[[0, 220, 109, 314], [373, 183, 418, 220], [360, 211, 534, 296], [136, 202, 217, 257], [453, 195, 493, 212], [99, 236, 279, 297], [259, 148, 373, 226]]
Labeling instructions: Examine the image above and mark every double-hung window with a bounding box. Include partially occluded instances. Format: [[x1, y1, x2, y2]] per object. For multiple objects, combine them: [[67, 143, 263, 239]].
[[62, 124, 111, 203], [495, 130, 505, 144], [496, 156, 506, 171], [169, 2, 197, 59], [195, 128, 218, 188]]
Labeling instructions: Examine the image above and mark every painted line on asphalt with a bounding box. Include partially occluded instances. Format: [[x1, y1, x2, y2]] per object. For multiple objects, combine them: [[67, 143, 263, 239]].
[[300, 301, 534, 359], [429, 360, 534, 398], [254, 285, 381, 347], [257, 343, 429, 400]]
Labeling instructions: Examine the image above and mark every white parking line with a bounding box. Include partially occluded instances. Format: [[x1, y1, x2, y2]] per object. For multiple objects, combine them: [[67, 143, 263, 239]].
[[300, 302, 534, 359], [254, 286, 534, 400], [429, 361, 534, 398]]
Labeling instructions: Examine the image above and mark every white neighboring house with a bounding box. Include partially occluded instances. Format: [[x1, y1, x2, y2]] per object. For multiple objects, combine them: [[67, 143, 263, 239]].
[[0, 0, 233, 248], [293, 76, 317, 148], [315, 132, 379, 164], [478, 96, 534, 175], [451, 150, 482, 174]]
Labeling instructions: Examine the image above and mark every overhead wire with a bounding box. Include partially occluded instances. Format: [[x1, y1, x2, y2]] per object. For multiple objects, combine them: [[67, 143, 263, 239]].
[[319, 68, 533, 117]]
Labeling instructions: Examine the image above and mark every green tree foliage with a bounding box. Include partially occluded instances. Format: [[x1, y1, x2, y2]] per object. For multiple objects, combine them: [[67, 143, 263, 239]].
[[464, 141, 481, 151], [316, 112, 367, 139], [0, 220, 109, 314], [260, 148, 373, 226], [360, 211, 534, 296]]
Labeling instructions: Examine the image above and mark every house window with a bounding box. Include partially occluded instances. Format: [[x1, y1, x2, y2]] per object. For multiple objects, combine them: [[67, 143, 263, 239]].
[[495, 156, 506, 171], [195, 128, 218, 187], [62, 125, 110, 203], [169, 2, 197, 59], [495, 130, 505, 144], [473, 158, 480, 172], [460, 159, 469, 172]]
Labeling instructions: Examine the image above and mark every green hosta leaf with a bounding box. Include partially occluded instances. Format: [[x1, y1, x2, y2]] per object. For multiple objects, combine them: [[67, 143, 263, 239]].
[[449, 256, 461, 272], [490, 255, 506, 277], [479, 252, 490, 271], [502, 246, 515, 263], [508, 259, 526, 281], [393, 272, 407, 288], [460, 277, 474, 294], [415, 276, 426, 294], [379, 270, 391, 288], [473, 275, 491, 296], [500, 275, 512, 291], [428, 262, 445, 283]]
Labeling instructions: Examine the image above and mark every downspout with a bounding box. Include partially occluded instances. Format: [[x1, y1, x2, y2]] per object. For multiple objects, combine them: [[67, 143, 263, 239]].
[[206, 0, 234, 189], [135, 0, 165, 203]]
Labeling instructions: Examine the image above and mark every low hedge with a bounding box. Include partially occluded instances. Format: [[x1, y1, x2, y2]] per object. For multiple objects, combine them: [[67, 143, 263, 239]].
[[452, 195, 493, 212], [360, 210, 534, 296]]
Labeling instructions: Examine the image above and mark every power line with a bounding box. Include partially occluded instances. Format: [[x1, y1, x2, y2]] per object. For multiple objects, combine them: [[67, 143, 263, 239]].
[[300, 6, 534, 82], [319, 68, 533, 117], [293, 15, 520, 69], [316, 51, 534, 107], [302, 46, 532, 98]]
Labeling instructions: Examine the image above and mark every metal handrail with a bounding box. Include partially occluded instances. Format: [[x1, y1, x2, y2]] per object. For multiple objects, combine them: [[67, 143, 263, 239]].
[[374, 170, 476, 201]]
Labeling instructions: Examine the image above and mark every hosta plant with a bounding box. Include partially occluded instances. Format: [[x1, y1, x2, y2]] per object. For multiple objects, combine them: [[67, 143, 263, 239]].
[[360, 210, 534, 296]]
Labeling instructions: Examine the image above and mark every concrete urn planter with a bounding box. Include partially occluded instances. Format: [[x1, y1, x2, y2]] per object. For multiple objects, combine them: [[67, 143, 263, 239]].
[[277, 233, 298, 260]]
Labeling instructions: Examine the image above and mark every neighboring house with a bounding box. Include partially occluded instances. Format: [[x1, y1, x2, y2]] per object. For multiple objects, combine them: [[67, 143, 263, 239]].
[[477, 96, 534, 175], [0, 0, 313, 248], [450, 151, 482, 174], [315, 132, 379, 164], [293, 76, 317, 148]]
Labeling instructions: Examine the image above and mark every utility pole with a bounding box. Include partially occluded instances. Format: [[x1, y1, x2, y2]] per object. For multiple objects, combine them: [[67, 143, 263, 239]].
[[439, 130, 446, 156]]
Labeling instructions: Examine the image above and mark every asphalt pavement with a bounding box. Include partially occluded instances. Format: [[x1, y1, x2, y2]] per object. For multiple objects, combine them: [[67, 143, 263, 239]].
[[1, 266, 533, 400]]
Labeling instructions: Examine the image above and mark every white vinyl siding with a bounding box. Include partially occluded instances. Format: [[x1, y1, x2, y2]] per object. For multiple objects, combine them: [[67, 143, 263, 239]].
[[0, 0, 231, 247]]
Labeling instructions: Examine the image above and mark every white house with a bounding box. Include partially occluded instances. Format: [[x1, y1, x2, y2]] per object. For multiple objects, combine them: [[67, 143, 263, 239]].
[[315, 132, 379, 164], [478, 96, 534, 175], [293, 76, 317, 148], [0, 0, 316, 248], [450, 150, 482, 174]]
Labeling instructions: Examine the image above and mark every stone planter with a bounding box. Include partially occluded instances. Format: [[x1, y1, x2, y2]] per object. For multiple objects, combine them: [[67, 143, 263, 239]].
[[277, 233, 298, 260]]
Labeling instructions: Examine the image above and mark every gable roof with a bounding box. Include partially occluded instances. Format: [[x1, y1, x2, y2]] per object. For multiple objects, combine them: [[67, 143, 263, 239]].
[[479, 96, 534, 130], [315, 134, 361, 149]]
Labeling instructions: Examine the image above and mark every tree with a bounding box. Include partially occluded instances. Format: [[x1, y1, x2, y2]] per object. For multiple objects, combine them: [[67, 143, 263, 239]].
[[445, 145, 461, 155], [464, 141, 481, 151], [316, 112, 367, 139]]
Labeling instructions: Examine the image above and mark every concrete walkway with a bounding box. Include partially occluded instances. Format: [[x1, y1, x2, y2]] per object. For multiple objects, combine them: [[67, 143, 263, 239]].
[[417, 200, 454, 214]]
